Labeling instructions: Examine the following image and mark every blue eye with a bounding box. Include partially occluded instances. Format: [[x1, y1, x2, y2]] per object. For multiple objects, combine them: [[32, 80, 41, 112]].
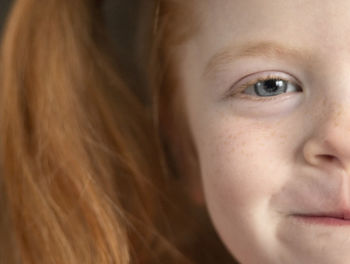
[[242, 78, 302, 97]]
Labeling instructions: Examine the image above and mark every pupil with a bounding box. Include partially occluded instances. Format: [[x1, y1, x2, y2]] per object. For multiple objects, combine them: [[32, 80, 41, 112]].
[[265, 79, 282, 92], [254, 79, 286, 96]]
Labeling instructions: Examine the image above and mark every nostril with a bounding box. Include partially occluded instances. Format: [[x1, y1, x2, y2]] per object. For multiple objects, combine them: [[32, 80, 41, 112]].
[[318, 155, 345, 170], [303, 139, 345, 168], [323, 155, 335, 162], [316, 154, 336, 163]]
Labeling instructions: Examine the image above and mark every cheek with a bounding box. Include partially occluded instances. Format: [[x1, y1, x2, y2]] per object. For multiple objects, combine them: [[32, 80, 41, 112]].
[[197, 118, 287, 212], [192, 114, 292, 260], [194, 115, 291, 215]]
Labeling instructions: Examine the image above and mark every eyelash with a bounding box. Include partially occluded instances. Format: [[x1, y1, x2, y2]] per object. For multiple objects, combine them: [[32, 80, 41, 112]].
[[229, 74, 303, 102]]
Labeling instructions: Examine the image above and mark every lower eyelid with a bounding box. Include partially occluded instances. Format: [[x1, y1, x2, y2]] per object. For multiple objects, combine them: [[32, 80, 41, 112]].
[[233, 91, 300, 102]]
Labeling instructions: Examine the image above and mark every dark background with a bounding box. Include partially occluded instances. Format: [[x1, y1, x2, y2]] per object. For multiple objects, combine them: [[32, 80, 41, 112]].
[[0, 0, 146, 56], [0, 0, 152, 99], [0, 0, 11, 33], [103, 0, 154, 99]]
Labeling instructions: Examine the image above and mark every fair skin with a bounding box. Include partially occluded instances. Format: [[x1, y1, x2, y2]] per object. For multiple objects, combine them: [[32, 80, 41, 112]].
[[177, 0, 350, 263]]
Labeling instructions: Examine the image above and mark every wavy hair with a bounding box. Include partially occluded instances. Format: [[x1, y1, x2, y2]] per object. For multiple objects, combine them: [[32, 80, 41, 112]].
[[0, 0, 235, 263], [0, 0, 190, 263]]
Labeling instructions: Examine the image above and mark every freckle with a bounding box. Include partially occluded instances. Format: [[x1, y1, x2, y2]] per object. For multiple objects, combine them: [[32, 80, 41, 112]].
[[279, 134, 287, 141], [268, 130, 278, 138]]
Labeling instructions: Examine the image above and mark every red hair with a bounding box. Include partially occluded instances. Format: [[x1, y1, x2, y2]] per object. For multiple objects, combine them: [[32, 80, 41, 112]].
[[0, 0, 235, 262], [149, 0, 236, 263], [0, 0, 187, 263]]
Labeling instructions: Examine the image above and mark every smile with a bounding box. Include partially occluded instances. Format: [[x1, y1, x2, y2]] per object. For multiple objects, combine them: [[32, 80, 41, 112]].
[[292, 212, 350, 226]]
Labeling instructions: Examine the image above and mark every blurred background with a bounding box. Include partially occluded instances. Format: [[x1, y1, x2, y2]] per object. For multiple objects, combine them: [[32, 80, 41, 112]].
[[102, 0, 154, 100], [0, 0, 11, 34], [0, 0, 154, 100]]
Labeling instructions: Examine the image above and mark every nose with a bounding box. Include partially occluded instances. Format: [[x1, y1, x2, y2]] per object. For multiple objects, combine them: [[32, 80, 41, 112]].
[[303, 102, 350, 173]]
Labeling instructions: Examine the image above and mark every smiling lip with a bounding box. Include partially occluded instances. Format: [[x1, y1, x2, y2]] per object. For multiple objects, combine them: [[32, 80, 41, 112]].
[[293, 211, 350, 226]]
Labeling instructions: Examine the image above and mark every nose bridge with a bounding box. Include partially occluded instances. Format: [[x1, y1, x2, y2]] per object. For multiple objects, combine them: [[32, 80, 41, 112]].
[[306, 54, 350, 151], [319, 98, 350, 135]]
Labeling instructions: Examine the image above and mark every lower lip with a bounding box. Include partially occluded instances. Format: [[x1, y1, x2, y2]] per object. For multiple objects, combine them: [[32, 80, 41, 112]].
[[293, 215, 350, 226]]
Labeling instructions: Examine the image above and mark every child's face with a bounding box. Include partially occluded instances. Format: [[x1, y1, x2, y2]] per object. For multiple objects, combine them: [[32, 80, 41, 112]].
[[177, 0, 350, 263]]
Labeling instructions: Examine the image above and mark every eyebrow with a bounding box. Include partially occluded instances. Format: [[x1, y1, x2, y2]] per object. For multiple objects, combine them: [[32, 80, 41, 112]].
[[203, 41, 312, 79]]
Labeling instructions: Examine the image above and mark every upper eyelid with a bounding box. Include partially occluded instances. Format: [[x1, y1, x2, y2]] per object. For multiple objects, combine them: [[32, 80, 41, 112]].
[[234, 71, 300, 88]]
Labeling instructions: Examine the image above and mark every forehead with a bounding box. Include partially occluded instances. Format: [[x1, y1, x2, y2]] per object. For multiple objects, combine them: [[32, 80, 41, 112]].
[[179, 0, 350, 81], [192, 0, 350, 56], [196, 0, 350, 34]]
